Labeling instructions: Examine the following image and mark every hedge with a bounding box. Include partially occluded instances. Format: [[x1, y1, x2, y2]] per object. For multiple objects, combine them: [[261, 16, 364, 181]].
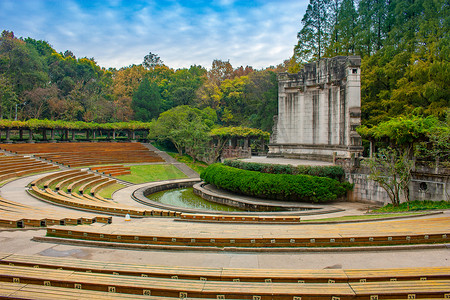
[[201, 164, 352, 203], [223, 159, 345, 181]]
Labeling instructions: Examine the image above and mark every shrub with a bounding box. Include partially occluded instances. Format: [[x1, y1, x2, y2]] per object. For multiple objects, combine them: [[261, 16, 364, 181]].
[[201, 164, 352, 203], [223, 159, 345, 181]]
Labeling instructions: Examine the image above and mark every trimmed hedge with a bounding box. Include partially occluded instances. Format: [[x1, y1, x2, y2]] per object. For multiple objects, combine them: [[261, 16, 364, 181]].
[[201, 164, 352, 203], [223, 159, 345, 181]]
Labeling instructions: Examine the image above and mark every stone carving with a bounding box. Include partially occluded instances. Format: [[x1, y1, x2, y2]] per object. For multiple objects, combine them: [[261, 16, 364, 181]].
[[269, 56, 363, 161]]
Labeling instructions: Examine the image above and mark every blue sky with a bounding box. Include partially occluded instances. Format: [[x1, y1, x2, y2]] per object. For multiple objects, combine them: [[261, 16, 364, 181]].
[[0, 0, 308, 70]]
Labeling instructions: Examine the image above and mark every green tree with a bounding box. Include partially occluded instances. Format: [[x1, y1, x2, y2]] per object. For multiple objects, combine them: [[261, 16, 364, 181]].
[[294, 0, 331, 63], [148, 106, 216, 161], [329, 0, 358, 56], [132, 77, 162, 121], [364, 147, 414, 206], [143, 52, 163, 69]]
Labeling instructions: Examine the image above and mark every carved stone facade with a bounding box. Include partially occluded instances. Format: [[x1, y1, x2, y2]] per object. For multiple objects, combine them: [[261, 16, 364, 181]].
[[269, 56, 363, 161]]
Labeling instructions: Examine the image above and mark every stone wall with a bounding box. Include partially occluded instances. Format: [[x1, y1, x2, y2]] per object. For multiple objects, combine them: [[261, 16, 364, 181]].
[[269, 56, 363, 160], [346, 165, 449, 205]]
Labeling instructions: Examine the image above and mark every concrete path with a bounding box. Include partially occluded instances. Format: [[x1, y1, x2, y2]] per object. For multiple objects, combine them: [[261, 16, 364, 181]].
[[241, 156, 333, 166], [1, 229, 448, 269]]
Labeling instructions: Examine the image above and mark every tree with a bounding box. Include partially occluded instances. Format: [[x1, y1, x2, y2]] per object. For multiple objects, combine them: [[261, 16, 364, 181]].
[[132, 77, 162, 121], [364, 147, 414, 206], [330, 0, 358, 56], [294, 0, 331, 63], [143, 52, 163, 69], [148, 106, 216, 161], [358, 114, 447, 204], [209, 59, 233, 84]]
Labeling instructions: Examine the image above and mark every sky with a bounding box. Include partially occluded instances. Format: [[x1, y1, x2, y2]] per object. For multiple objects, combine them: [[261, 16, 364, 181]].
[[0, 0, 308, 70]]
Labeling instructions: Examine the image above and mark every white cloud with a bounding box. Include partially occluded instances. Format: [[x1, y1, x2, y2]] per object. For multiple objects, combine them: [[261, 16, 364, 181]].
[[0, 0, 308, 69]]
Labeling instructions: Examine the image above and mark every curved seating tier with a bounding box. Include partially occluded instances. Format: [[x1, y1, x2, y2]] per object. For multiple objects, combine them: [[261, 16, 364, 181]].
[[180, 213, 301, 223], [0, 155, 59, 183], [0, 197, 111, 227], [0, 142, 163, 167], [46, 216, 450, 248], [0, 254, 448, 299], [29, 171, 180, 218]]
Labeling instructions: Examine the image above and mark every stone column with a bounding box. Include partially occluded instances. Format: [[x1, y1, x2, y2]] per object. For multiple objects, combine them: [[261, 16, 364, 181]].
[[42, 129, 47, 141], [28, 129, 34, 143], [50, 129, 56, 142], [19, 129, 23, 140], [71, 130, 76, 141], [5, 128, 11, 143]]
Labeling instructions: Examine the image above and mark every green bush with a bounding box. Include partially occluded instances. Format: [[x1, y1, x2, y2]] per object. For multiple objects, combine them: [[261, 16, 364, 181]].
[[201, 164, 352, 203], [223, 159, 345, 181]]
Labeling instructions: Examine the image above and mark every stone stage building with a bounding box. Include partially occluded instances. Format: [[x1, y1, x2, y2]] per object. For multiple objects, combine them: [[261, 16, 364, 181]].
[[269, 56, 363, 161]]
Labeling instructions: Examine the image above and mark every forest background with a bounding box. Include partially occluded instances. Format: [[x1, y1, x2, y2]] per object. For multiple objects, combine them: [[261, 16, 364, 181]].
[[0, 0, 448, 134]]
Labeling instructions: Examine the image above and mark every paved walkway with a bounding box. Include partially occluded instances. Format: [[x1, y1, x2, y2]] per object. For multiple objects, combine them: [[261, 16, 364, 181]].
[[241, 156, 333, 166], [1, 229, 449, 269]]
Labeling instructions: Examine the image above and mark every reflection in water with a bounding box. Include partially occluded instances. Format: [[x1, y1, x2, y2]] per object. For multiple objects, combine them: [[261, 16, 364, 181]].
[[147, 188, 244, 212]]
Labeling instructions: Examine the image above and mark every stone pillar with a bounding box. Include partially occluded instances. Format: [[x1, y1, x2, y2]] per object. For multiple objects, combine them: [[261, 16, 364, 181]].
[[65, 129, 69, 140], [260, 138, 266, 154], [19, 129, 23, 140], [42, 129, 47, 141], [86, 130, 90, 140], [5, 128, 11, 143], [112, 130, 116, 140], [28, 129, 34, 143], [107, 130, 111, 140], [131, 130, 136, 142], [71, 130, 76, 141], [50, 129, 56, 142], [243, 137, 249, 150]]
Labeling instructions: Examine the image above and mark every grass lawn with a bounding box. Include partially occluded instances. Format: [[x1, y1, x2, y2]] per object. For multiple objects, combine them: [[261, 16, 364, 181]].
[[97, 183, 126, 199], [168, 153, 208, 174], [116, 164, 187, 184], [303, 212, 427, 223], [372, 200, 450, 213]]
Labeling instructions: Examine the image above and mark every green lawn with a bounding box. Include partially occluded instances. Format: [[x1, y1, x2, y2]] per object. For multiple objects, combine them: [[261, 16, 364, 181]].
[[302, 212, 426, 223], [116, 164, 187, 184], [372, 200, 450, 213], [97, 183, 126, 198]]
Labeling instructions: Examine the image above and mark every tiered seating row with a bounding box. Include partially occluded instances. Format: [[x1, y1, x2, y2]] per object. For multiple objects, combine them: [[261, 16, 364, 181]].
[[46, 226, 450, 248], [0, 197, 111, 227], [30, 171, 180, 218], [180, 214, 301, 223], [90, 165, 131, 176], [0, 155, 59, 182], [1, 253, 449, 283], [0, 142, 163, 167], [0, 259, 448, 299]]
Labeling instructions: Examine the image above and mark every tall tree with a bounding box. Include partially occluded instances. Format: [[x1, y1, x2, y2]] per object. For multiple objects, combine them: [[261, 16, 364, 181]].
[[143, 52, 163, 69], [294, 0, 331, 63], [329, 0, 358, 56], [132, 77, 161, 121]]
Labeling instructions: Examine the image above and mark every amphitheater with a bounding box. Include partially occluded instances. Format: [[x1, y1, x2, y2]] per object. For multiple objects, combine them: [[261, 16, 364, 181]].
[[0, 141, 448, 299]]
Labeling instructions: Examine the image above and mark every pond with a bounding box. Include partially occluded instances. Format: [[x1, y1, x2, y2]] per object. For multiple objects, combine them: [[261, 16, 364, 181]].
[[147, 187, 245, 212]]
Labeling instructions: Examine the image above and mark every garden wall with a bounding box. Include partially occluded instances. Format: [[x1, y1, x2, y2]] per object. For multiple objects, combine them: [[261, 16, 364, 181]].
[[346, 166, 449, 205]]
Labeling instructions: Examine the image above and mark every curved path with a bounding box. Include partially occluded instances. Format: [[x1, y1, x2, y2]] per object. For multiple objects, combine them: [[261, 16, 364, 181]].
[[0, 167, 448, 271]]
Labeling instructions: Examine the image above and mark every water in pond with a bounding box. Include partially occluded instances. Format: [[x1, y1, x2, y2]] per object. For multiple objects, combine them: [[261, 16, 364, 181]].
[[147, 187, 244, 212]]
